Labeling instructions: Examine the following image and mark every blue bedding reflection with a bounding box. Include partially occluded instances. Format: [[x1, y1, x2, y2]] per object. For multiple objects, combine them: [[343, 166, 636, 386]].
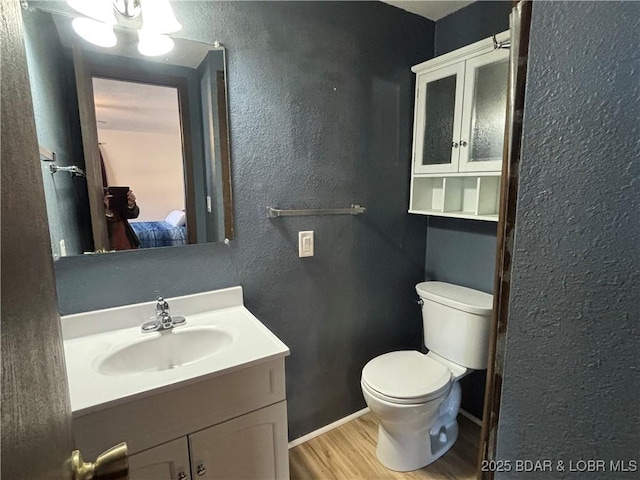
[[130, 221, 187, 249]]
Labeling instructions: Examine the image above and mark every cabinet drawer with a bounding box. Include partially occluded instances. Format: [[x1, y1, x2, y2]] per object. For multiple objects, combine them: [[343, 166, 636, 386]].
[[74, 359, 286, 458]]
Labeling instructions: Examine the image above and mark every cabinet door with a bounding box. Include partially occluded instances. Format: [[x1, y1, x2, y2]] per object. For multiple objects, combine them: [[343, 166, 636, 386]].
[[413, 63, 466, 174], [458, 49, 509, 172], [189, 401, 289, 480], [129, 437, 191, 480]]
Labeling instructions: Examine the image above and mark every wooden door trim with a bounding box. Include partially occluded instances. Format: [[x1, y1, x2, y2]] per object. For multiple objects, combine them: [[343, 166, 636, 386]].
[[478, 2, 532, 479], [216, 69, 234, 240], [73, 44, 110, 251], [2, 1, 76, 477]]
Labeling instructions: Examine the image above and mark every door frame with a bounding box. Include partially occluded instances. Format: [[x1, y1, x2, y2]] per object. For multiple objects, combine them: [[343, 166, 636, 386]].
[[1, 1, 76, 478], [74, 48, 200, 246], [477, 2, 532, 479]]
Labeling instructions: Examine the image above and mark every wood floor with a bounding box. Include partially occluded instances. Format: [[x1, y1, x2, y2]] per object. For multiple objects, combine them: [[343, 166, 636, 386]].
[[289, 413, 480, 480]]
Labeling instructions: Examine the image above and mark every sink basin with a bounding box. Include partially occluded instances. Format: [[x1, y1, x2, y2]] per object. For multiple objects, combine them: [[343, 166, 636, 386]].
[[93, 327, 234, 376]]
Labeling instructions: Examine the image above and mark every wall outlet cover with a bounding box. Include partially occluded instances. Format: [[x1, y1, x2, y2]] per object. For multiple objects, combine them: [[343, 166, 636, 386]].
[[298, 231, 314, 257]]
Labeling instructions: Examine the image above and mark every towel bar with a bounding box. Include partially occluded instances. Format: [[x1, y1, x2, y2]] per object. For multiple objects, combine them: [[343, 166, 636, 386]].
[[267, 204, 366, 218]]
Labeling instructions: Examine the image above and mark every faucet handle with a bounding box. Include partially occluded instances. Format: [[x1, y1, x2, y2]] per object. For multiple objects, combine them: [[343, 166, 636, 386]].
[[156, 296, 169, 313], [158, 311, 173, 329]]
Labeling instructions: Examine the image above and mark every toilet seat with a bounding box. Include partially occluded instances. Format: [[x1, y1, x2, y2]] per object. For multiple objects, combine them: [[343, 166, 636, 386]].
[[361, 351, 451, 404]]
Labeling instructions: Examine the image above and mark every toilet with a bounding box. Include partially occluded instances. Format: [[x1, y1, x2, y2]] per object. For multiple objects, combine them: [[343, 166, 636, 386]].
[[360, 281, 492, 472]]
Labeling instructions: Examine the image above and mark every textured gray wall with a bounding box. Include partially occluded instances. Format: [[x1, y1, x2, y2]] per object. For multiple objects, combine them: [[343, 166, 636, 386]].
[[54, 1, 433, 440], [496, 2, 640, 477], [425, 0, 511, 419], [435, 1, 512, 56], [425, 217, 497, 294], [23, 9, 93, 257]]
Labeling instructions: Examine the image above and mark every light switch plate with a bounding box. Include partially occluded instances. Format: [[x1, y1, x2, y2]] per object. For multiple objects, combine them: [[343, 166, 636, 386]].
[[298, 231, 314, 257]]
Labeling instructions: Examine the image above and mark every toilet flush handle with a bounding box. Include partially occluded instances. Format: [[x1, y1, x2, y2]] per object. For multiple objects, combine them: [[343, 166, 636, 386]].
[[417, 298, 424, 307]]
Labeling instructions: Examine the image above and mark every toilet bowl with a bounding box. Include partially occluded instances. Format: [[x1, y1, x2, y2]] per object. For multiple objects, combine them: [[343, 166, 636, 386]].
[[361, 282, 492, 471]]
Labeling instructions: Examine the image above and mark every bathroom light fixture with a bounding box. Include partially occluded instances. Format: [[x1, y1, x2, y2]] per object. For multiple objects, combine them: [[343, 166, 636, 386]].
[[137, 30, 174, 56], [139, 0, 182, 34], [67, 0, 116, 24], [71, 17, 117, 48], [113, 0, 142, 20], [66, 0, 182, 53]]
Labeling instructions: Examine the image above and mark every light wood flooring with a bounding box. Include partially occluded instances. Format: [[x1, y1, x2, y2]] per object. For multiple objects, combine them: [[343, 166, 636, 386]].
[[289, 413, 480, 480]]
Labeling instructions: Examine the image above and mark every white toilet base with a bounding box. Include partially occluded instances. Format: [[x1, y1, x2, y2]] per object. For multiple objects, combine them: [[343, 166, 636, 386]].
[[376, 416, 459, 471], [362, 381, 463, 472]]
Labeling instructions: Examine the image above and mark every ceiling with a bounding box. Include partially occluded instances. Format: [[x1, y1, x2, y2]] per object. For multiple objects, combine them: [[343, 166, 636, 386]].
[[93, 78, 181, 135], [381, 0, 475, 21]]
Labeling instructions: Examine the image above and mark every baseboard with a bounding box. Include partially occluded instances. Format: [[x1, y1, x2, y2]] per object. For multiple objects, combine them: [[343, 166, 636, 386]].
[[288, 406, 480, 449], [459, 408, 482, 426], [288, 407, 370, 449]]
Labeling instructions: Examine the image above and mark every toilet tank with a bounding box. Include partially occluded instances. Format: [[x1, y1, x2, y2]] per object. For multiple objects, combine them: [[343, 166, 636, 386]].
[[416, 282, 493, 370]]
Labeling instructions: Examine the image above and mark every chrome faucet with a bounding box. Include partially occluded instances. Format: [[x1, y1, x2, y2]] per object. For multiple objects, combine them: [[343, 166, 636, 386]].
[[141, 296, 187, 333]]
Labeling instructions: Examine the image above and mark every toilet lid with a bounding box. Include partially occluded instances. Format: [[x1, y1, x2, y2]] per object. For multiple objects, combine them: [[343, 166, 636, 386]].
[[362, 351, 451, 402]]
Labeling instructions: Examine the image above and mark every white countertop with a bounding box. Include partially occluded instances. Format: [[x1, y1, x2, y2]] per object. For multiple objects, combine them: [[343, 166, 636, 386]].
[[62, 287, 289, 417]]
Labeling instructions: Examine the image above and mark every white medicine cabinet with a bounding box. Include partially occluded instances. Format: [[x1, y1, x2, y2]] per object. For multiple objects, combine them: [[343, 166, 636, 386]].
[[409, 31, 509, 221]]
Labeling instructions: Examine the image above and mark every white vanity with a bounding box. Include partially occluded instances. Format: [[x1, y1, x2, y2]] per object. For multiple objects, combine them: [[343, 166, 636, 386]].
[[62, 287, 290, 480]]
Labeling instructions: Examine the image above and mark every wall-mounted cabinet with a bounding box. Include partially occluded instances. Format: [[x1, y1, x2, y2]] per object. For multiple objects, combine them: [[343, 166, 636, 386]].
[[409, 32, 509, 221], [409, 174, 500, 221]]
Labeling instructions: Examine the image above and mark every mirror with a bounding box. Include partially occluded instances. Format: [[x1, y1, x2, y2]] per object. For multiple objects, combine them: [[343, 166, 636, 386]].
[[22, 4, 233, 257]]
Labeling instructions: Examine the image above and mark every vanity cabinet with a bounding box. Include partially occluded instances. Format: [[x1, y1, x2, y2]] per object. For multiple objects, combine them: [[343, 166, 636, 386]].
[[189, 402, 289, 480], [73, 359, 290, 480], [409, 32, 509, 221], [129, 402, 288, 480], [63, 288, 291, 480]]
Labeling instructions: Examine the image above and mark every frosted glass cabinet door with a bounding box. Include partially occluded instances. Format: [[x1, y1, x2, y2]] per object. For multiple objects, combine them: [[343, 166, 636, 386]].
[[413, 63, 465, 174], [459, 48, 509, 172], [129, 437, 191, 480], [188, 401, 289, 480]]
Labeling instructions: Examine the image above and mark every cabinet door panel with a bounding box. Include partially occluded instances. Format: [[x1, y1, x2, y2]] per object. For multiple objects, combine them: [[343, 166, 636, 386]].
[[129, 437, 191, 480], [413, 63, 465, 174], [459, 49, 509, 172], [189, 401, 289, 480]]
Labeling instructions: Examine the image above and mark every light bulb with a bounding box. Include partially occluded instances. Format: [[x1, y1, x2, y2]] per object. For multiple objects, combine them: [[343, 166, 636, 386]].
[[67, 0, 116, 24], [72, 18, 117, 48], [140, 0, 182, 34], [137, 30, 174, 56]]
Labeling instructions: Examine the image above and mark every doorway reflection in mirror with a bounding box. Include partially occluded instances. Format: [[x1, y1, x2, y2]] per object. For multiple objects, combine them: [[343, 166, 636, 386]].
[[95, 78, 188, 249]]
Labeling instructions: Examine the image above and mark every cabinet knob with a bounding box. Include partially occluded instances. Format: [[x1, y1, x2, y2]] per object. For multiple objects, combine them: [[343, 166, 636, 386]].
[[452, 142, 459, 148], [196, 464, 207, 476], [460, 140, 468, 147], [177, 472, 188, 480]]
